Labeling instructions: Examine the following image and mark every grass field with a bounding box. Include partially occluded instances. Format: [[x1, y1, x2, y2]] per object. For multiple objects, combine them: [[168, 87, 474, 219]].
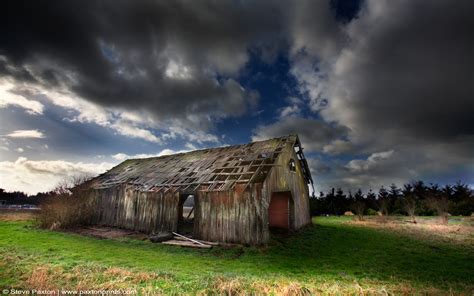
[[0, 212, 473, 295]]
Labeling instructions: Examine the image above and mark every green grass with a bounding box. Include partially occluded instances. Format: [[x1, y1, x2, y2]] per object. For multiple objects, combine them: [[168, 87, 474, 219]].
[[0, 216, 473, 294]]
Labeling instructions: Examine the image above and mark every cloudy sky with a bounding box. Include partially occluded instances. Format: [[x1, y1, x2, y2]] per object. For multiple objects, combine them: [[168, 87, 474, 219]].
[[1, 0, 473, 194]]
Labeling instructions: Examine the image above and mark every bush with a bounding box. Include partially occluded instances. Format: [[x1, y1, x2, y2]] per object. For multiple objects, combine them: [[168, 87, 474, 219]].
[[453, 199, 474, 216], [366, 208, 378, 216], [36, 176, 95, 230], [37, 194, 95, 230]]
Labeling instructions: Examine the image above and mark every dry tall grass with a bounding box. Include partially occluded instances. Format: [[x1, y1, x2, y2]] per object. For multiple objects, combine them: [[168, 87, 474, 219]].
[[36, 175, 95, 230], [202, 275, 443, 296], [0, 209, 38, 221], [349, 217, 474, 245]]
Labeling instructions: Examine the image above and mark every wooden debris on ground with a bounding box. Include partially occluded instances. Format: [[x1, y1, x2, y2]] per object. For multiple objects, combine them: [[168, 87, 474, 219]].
[[173, 236, 220, 246], [161, 239, 212, 249], [158, 232, 213, 248], [172, 232, 207, 245]]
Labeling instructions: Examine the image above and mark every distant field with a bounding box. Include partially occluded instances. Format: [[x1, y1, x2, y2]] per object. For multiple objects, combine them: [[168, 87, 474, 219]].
[[0, 214, 473, 295], [0, 209, 39, 221]]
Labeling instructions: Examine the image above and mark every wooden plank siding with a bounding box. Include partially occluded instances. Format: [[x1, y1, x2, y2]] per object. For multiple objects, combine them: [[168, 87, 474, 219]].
[[194, 183, 267, 245], [89, 184, 180, 234]]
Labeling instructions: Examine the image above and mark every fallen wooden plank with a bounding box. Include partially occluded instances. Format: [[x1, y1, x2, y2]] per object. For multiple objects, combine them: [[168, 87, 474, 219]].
[[173, 236, 220, 246], [172, 231, 206, 246], [191, 238, 221, 246], [172, 236, 241, 247], [162, 239, 212, 249]]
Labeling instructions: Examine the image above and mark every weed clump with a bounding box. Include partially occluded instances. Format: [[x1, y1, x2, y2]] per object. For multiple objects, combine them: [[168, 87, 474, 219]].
[[36, 176, 95, 230]]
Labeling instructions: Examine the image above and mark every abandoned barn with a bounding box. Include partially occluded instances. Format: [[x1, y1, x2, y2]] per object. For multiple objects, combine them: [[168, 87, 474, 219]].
[[87, 135, 314, 244]]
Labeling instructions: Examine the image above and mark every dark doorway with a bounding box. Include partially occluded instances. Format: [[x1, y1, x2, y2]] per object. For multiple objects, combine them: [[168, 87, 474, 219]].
[[268, 191, 292, 229], [178, 195, 195, 234]]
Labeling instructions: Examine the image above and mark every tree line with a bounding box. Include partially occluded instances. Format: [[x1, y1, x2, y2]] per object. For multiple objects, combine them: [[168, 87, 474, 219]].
[[0, 188, 52, 206], [310, 181, 473, 222], [0, 176, 91, 206]]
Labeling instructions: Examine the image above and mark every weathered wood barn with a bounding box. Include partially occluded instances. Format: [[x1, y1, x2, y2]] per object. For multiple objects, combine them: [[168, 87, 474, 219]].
[[87, 135, 313, 244]]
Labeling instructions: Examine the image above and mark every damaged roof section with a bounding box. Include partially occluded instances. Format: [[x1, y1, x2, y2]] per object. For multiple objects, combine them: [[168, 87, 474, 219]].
[[91, 135, 312, 194]]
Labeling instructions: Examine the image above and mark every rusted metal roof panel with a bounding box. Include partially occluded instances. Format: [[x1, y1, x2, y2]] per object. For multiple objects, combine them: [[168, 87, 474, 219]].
[[90, 135, 301, 192]]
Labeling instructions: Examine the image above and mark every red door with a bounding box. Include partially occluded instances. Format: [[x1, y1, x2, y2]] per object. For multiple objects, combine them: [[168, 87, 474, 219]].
[[268, 192, 289, 229]]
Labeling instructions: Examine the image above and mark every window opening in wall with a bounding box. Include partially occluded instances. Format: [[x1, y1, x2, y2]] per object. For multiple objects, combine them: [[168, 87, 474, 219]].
[[289, 159, 296, 172]]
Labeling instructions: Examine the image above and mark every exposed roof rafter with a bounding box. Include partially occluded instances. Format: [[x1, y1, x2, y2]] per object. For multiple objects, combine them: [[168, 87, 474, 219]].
[[91, 135, 312, 193]]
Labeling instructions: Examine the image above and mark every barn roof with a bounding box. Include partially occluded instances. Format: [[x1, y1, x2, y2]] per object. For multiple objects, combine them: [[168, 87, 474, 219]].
[[90, 135, 313, 193]]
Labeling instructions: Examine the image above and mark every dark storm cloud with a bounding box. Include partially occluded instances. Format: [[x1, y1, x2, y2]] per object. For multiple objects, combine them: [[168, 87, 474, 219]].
[[323, 0, 474, 144], [287, 0, 343, 61], [0, 0, 287, 128], [320, 0, 474, 189], [252, 117, 350, 152]]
